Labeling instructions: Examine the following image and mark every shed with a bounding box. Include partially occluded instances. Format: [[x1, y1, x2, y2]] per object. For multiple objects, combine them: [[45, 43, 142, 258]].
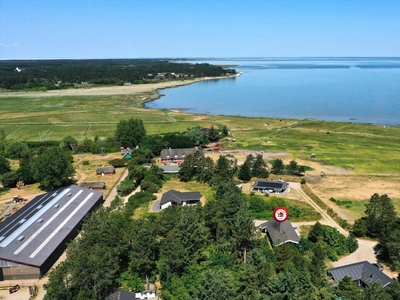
[[79, 182, 106, 190]]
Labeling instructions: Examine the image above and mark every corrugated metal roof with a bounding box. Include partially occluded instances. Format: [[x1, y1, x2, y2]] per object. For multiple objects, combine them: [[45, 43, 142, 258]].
[[0, 185, 103, 268]]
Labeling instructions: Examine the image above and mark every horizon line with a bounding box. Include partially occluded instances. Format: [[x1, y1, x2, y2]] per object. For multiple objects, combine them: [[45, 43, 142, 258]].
[[1, 56, 400, 61]]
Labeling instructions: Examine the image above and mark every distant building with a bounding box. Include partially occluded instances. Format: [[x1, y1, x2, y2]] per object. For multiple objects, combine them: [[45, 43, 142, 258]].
[[160, 190, 201, 210], [160, 165, 180, 174], [79, 182, 106, 190], [252, 180, 289, 194], [160, 148, 203, 164], [259, 219, 300, 247], [0, 185, 103, 280], [327, 261, 393, 287], [96, 167, 115, 175]]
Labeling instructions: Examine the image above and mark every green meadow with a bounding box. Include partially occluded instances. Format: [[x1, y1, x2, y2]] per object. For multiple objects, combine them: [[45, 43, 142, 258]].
[[1, 93, 400, 175]]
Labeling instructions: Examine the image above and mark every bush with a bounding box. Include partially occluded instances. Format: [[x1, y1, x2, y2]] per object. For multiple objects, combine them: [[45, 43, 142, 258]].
[[82, 160, 90, 165], [300, 178, 306, 185], [109, 158, 128, 168]]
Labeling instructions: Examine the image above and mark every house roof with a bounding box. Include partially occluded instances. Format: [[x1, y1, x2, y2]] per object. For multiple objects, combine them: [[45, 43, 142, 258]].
[[160, 165, 181, 173], [0, 185, 103, 269], [327, 261, 393, 287], [259, 219, 299, 246], [96, 167, 115, 174], [252, 180, 288, 192], [160, 148, 203, 160], [79, 182, 105, 189], [105, 290, 136, 300], [160, 190, 201, 206]]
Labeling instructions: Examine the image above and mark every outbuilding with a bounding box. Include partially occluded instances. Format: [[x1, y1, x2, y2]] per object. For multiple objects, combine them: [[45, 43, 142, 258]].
[[96, 167, 115, 175]]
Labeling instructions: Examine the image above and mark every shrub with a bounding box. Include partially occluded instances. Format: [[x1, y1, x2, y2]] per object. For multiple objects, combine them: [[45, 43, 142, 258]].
[[82, 160, 90, 165]]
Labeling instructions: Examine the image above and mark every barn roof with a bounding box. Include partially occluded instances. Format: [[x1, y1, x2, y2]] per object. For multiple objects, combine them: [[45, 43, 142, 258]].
[[0, 185, 103, 269], [160, 148, 203, 160]]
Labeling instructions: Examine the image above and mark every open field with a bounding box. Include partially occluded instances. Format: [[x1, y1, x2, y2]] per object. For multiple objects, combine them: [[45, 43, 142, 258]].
[[1, 82, 400, 223]]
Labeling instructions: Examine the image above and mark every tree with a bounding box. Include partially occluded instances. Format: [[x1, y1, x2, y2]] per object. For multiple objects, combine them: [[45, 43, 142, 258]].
[[114, 117, 146, 148], [192, 269, 236, 300], [0, 154, 10, 174], [271, 159, 285, 175], [186, 127, 209, 146], [334, 275, 363, 300], [238, 160, 252, 181], [252, 154, 269, 178], [5, 141, 29, 159], [365, 193, 397, 239], [208, 125, 220, 142], [33, 147, 75, 191], [60, 135, 78, 150], [221, 125, 229, 137], [288, 160, 299, 175]]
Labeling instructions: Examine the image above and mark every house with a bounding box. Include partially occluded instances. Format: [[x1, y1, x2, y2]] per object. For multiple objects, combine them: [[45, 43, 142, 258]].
[[123, 153, 133, 159], [96, 167, 115, 175], [160, 190, 201, 210], [259, 219, 300, 247], [79, 182, 105, 190], [252, 180, 289, 194], [160, 148, 203, 164], [327, 261, 393, 287]]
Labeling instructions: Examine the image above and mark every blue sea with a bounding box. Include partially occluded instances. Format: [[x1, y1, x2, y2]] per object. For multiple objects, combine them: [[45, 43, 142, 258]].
[[146, 58, 400, 126]]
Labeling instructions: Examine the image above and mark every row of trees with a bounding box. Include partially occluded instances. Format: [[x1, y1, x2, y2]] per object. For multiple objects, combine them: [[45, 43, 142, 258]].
[[0, 59, 236, 90], [0, 144, 74, 191]]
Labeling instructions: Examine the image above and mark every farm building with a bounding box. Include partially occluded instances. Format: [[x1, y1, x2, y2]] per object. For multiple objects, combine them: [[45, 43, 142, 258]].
[[0, 185, 103, 280], [160, 190, 201, 210], [79, 182, 106, 190], [327, 261, 393, 287], [160, 148, 203, 164], [252, 180, 289, 194], [259, 220, 299, 247], [96, 167, 115, 175]]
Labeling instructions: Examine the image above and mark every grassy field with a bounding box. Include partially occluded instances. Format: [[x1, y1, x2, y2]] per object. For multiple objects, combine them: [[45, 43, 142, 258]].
[[1, 87, 400, 222], [1, 92, 399, 175]]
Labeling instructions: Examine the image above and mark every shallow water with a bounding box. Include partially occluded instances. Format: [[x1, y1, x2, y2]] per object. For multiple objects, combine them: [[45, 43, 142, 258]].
[[146, 58, 400, 126]]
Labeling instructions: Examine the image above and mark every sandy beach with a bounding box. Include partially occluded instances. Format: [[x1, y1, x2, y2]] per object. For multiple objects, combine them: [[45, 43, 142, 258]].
[[0, 74, 241, 98]]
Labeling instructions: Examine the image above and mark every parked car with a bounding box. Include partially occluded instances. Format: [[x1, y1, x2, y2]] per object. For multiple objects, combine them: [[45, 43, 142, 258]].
[[373, 263, 384, 271]]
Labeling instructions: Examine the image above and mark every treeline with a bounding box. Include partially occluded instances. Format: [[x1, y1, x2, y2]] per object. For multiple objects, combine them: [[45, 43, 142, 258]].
[[0, 59, 236, 90], [41, 180, 380, 300]]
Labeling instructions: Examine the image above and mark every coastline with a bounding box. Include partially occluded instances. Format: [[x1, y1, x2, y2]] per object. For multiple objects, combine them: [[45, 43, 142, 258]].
[[0, 73, 241, 98]]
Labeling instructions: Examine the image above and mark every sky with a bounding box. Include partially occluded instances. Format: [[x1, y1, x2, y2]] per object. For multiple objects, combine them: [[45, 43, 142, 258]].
[[1, 0, 400, 59]]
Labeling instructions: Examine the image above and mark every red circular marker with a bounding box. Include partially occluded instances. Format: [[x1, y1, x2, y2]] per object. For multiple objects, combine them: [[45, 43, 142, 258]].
[[273, 206, 289, 222]]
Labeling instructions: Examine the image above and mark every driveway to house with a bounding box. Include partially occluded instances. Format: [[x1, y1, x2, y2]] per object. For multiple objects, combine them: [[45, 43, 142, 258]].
[[151, 200, 161, 212], [103, 167, 130, 207], [258, 182, 399, 279]]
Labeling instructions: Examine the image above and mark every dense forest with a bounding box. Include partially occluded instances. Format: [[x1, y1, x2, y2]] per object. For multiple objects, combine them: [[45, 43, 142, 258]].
[[0, 59, 236, 90]]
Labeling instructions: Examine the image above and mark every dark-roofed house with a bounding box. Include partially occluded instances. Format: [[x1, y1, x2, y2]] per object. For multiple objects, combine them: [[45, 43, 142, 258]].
[[96, 167, 115, 175], [259, 220, 300, 247], [252, 180, 289, 194], [79, 182, 106, 190], [160, 190, 201, 210], [0, 185, 103, 280], [327, 261, 393, 287], [160, 148, 203, 164]]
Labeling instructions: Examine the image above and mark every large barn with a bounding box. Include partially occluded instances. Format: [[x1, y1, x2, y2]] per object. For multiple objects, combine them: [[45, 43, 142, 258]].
[[0, 185, 103, 281]]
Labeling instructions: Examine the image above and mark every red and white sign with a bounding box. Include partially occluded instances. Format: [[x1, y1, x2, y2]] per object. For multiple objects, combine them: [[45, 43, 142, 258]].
[[273, 206, 289, 222]]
